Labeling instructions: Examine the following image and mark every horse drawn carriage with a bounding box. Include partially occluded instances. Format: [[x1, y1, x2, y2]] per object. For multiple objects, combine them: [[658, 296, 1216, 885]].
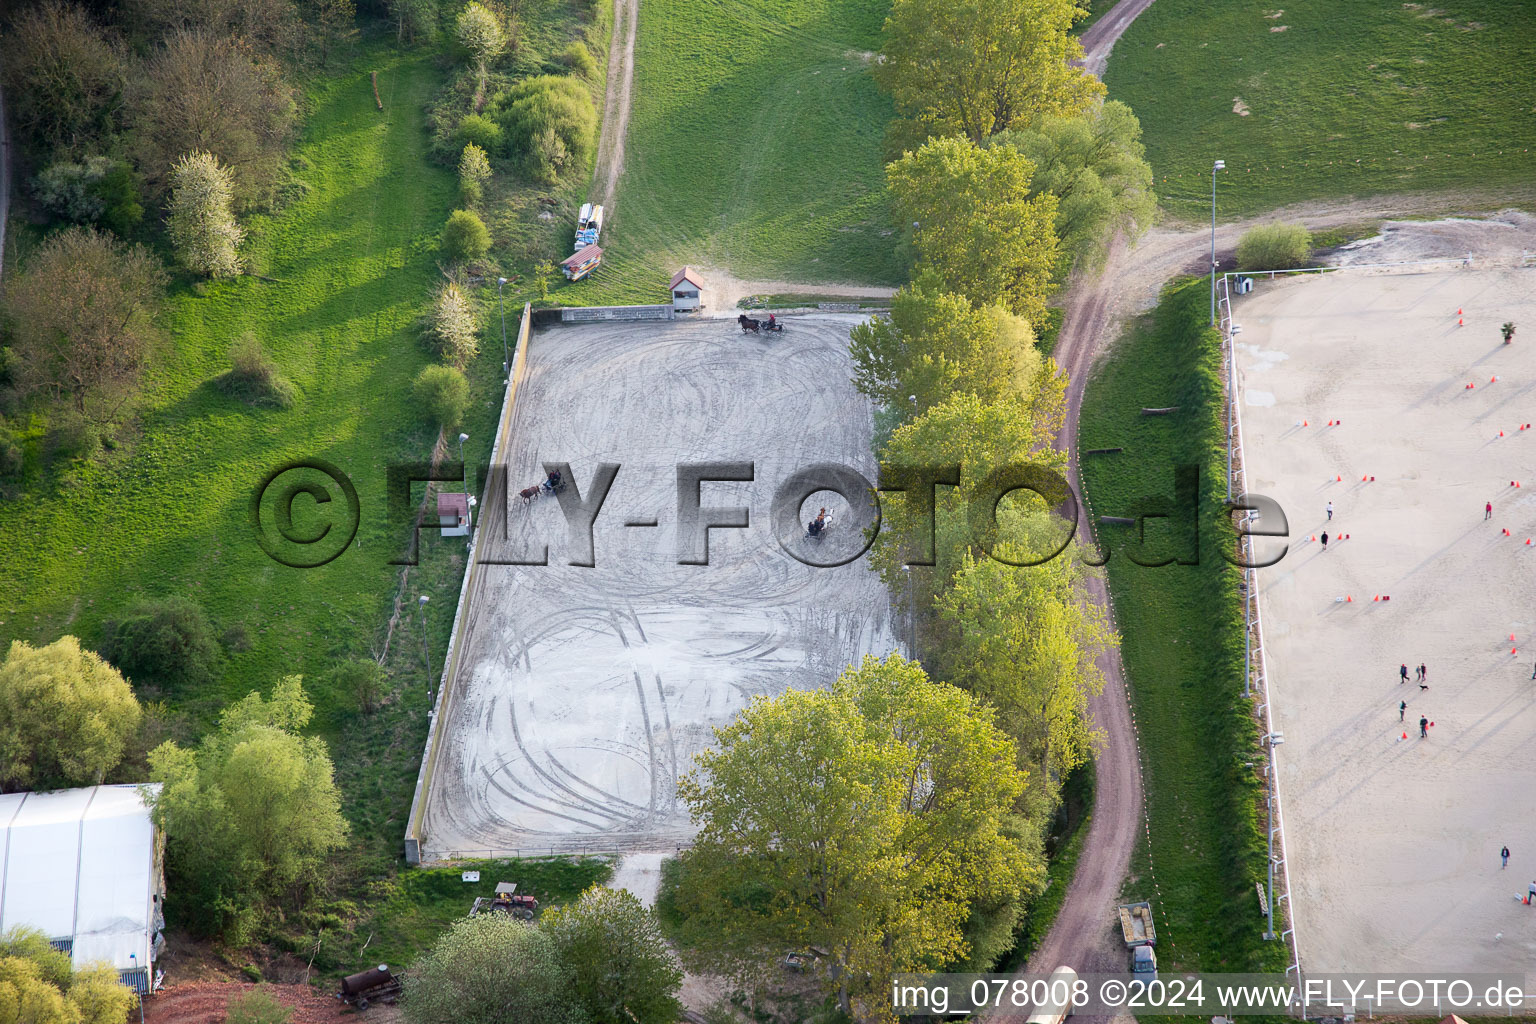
[[737, 313, 784, 333]]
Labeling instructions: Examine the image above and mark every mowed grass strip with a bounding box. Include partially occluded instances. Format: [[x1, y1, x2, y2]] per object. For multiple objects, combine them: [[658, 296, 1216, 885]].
[[1077, 278, 1284, 973], [1104, 0, 1536, 218], [0, 44, 502, 729], [570, 0, 904, 305]]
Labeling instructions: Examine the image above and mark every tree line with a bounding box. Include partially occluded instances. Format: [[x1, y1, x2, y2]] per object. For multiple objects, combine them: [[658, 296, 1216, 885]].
[[655, 0, 1154, 1018]]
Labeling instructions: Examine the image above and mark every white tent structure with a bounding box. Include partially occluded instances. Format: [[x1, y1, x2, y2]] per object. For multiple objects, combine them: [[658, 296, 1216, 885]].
[[0, 784, 165, 994]]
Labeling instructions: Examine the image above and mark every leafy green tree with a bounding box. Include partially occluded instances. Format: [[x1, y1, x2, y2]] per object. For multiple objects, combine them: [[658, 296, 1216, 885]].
[[387, 0, 438, 43], [132, 30, 296, 205], [2, 226, 165, 422], [413, 365, 471, 431], [489, 76, 597, 184], [1236, 222, 1312, 270], [458, 143, 492, 204], [424, 283, 480, 366], [887, 136, 1060, 326], [992, 100, 1155, 273], [542, 886, 683, 1024], [404, 915, 584, 1024], [312, 0, 356, 67], [0, 1, 127, 155], [934, 553, 1109, 820], [0, 637, 143, 793], [0, 928, 136, 1024], [441, 209, 491, 265], [100, 596, 223, 696], [167, 151, 244, 277], [875, 0, 1102, 144], [850, 272, 1042, 424], [676, 655, 1035, 1016], [147, 677, 348, 940], [870, 391, 1067, 595], [456, 3, 505, 95]]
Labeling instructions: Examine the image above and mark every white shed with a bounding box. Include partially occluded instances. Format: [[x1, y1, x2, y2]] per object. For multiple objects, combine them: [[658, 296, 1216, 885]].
[[438, 491, 471, 537], [669, 267, 705, 312], [0, 785, 165, 994]]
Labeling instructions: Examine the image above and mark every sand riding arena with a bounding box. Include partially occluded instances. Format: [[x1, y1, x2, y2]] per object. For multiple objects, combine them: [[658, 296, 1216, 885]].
[[413, 315, 899, 860], [1231, 220, 1536, 974]]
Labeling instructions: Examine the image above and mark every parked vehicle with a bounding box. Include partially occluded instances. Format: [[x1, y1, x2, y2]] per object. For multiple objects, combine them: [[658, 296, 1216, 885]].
[[575, 203, 605, 250], [1118, 901, 1158, 978], [470, 881, 539, 920], [1024, 966, 1078, 1024]]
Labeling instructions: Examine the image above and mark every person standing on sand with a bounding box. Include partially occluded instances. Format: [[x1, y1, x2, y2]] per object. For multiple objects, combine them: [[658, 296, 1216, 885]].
[[1401, 663, 1410, 684], [1528, 880, 1535, 905], [1502, 846, 1510, 869], [1419, 715, 1429, 738], [1326, 501, 1334, 521], [1420, 664, 1428, 690], [1400, 700, 1407, 722], [1486, 501, 1494, 520]]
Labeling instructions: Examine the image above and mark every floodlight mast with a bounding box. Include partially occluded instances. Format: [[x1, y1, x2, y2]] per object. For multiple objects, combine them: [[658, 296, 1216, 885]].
[[1211, 160, 1225, 324]]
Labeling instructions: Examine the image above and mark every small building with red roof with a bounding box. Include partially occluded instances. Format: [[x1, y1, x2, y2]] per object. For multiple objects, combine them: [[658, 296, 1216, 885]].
[[669, 267, 705, 311]]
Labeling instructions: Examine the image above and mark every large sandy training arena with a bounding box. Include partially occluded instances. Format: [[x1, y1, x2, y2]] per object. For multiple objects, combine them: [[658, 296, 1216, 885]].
[[1234, 257, 1536, 974], [419, 316, 898, 857]]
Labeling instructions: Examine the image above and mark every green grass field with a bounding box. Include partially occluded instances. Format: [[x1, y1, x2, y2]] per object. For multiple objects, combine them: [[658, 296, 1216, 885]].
[[563, 0, 905, 305], [1105, 0, 1536, 218], [1077, 278, 1284, 973]]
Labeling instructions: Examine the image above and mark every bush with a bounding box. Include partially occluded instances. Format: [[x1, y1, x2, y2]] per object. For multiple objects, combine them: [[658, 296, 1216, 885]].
[[423, 283, 480, 366], [0, 424, 23, 482], [560, 41, 597, 79], [44, 412, 101, 466], [33, 157, 114, 224], [99, 596, 223, 695], [325, 659, 387, 714], [459, 142, 492, 203], [225, 987, 292, 1024], [216, 333, 296, 409], [488, 75, 597, 183], [413, 364, 471, 430], [441, 209, 491, 264], [457, 113, 504, 153], [1235, 222, 1311, 271]]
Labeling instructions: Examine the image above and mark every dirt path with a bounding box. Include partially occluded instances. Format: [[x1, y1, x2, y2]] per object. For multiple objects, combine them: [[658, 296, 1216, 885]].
[[590, 0, 639, 211], [1075, 0, 1158, 77], [991, 189, 1536, 1016]]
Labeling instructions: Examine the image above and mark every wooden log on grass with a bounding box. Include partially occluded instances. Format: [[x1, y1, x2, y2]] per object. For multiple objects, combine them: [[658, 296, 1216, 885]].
[[1140, 406, 1179, 416], [1084, 447, 1125, 455], [1099, 516, 1137, 526], [372, 71, 383, 111]]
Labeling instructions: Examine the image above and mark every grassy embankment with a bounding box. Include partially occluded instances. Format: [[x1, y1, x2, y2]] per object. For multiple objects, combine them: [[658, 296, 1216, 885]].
[[1105, 0, 1536, 218], [1077, 278, 1285, 974], [556, 0, 905, 305], [0, 36, 544, 874]]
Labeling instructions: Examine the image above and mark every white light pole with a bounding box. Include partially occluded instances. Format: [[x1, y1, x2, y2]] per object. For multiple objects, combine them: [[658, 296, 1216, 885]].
[[1211, 159, 1225, 324], [458, 432, 472, 529], [418, 595, 432, 700], [497, 277, 510, 377]]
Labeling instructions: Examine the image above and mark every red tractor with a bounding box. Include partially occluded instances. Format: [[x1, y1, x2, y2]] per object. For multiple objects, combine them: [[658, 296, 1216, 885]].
[[470, 881, 539, 920]]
